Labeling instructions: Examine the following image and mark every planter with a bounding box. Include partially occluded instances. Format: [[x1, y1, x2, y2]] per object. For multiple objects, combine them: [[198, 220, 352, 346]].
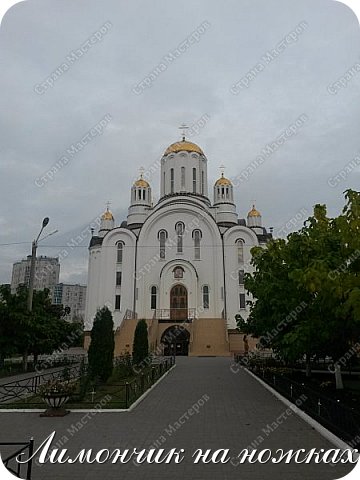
[[40, 393, 70, 417]]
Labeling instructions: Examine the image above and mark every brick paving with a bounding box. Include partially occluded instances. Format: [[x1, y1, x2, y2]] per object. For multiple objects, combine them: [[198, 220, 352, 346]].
[[0, 357, 355, 479]]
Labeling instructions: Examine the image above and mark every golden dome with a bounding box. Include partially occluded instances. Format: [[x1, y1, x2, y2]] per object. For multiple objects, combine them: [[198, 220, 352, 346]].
[[248, 205, 261, 217], [134, 177, 150, 188], [102, 209, 114, 221], [164, 140, 204, 156], [215, 173, 232, 186]]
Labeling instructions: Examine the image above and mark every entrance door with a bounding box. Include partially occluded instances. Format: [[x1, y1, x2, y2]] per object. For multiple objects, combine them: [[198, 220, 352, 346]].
[[170, 284, 188, 321], [161, 326, 190, 356]]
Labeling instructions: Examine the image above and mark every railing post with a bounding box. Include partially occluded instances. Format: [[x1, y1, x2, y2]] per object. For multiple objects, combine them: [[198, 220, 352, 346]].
[[140, 373, 145, 393], [26, 438, 34, 480], [125, 382, 129, 409]]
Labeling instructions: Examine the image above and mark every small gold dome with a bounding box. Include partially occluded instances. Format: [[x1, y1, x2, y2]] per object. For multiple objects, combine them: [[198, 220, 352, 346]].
[[102, 209, 114, 221], [164, 140, 204, 156], [215, 173, 232, 186], [134, 178, 150, 188], [248, 205, 261, 217]]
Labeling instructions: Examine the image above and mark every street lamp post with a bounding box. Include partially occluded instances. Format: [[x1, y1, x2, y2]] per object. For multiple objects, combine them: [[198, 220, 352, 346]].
[[27, 217, 49, 312]]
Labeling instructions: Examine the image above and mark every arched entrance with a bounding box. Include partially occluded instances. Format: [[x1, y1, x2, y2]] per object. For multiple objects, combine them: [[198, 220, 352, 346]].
[[170, 284, 188, 321], [161, 326, 190, 356]]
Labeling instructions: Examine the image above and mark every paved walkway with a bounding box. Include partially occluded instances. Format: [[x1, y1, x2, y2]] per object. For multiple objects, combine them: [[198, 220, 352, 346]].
[[0, 357, 355, 479]]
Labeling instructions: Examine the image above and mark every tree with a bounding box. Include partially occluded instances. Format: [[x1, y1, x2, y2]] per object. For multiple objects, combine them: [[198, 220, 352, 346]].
[[132, 319, 149, 366], [88, 307, 115, 382], [0, 285, 80, 371], [240, 192, 360, 383]]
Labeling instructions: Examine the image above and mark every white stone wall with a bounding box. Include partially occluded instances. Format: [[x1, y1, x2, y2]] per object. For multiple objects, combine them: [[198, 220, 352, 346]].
[[135, 197, 224, 320], [160, 151, 208, 197], [223, 226, 259, 329]]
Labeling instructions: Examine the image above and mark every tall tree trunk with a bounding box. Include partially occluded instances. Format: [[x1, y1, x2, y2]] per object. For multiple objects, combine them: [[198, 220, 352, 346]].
[[335, 363, 344, 390], [22, 350, 28, 372], [33, 353, 38, 369], [305, 353, 311, 378]]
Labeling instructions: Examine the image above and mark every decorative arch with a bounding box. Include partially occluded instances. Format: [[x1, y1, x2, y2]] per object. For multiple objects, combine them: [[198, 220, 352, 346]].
[[161, 325, 190, 356]]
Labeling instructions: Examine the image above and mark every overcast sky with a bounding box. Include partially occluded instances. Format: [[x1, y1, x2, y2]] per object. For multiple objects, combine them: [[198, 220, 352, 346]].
[[0, 0, 359, 285]]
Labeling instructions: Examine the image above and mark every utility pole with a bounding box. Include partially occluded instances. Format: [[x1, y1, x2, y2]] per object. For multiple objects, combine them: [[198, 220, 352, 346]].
[[27, 217, 49, 312]]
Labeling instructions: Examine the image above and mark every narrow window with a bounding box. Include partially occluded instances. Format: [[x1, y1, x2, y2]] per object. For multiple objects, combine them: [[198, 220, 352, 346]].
[[201, 171, 205, 194], [192, 168, 197, 193], [193, 229, 202, 260], [115, 295, 121, 310], [239, 293, 246, 309], [159, 230, 167, 259], [238, 269, 244, 285], [176, 222, 184, 253], [237, 239, 244, 263], [116, 271, 122, 286], [170, 168, 174, 193], [181, 167, 185, 189], [203, 285, 209, 309], [117, 242, 124, 263], [151, 286, 157, 310]]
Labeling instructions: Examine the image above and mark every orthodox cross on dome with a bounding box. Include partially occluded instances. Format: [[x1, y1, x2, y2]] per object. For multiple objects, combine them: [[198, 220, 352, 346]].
[[139, 166, 145, 178], [106, 200, 111, 211], [179, 123, 189, 141], [219, 164, 226, 177]]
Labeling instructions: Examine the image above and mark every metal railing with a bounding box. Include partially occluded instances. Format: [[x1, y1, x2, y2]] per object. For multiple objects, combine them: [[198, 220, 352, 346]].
[[123, 309, 137, 320], [0, 364, 82, 405], [0, 439, 34, 479], [124, 356, 175, 408], [155, 308, 196, 322], [251, 367, 360, 447]]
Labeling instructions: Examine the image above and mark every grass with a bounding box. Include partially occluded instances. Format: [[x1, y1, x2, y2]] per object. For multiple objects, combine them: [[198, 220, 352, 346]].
[[0, 362, 168, 410]]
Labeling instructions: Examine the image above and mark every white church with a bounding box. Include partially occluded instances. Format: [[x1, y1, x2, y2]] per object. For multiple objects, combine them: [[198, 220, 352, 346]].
[[84, 135, 272, 356]]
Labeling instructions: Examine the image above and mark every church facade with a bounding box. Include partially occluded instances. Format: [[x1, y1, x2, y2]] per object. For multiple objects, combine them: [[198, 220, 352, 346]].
[[84, 137, 272, 356]]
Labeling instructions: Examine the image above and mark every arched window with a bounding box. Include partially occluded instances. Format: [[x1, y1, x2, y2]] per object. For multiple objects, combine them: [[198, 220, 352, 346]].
[[238, 269, 244, 285], [203, 285, 209, 309], [181, 167, 185, 189], [176, 222, 184, 254], [170, 168, 174, 193], [201, 171, 205, 194], [193, 229, 202, 260], [236, 239, 244, 263], [151, 286, 157, 310], [116, 242, 124, 263], [158, 230, 168, 259], [192, 168, 197, 193]]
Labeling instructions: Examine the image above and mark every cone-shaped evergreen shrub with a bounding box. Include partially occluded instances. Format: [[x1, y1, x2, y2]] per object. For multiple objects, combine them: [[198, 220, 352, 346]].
[[132, 319, 149, 365], [88, 306, 115, 382]]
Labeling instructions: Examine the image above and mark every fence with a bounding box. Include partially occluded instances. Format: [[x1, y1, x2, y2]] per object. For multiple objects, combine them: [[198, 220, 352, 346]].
[[251, 367, 360, 448], [0, 364, 82, 405], [124, 356, 175, 408], [0, 357, 175, 409], [0, 439, 34, 479]]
